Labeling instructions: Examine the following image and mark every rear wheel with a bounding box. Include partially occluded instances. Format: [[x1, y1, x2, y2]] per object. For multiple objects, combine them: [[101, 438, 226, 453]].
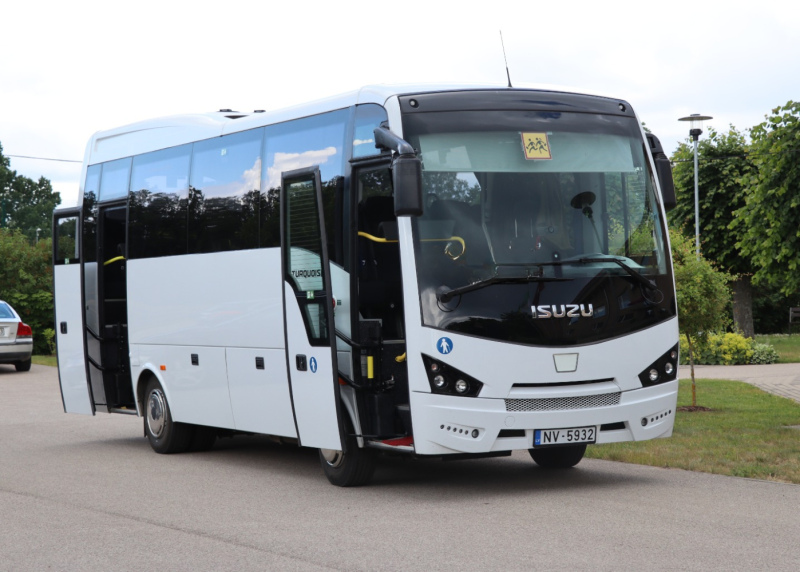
[[529, 444, 587, 468], [15, 358, 32, 372], [319, 423, 376, 487], [144, 377, 193, 454]]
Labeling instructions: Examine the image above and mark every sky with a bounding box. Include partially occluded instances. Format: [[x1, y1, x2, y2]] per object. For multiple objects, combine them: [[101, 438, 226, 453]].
[[2, 0, 798, 208]]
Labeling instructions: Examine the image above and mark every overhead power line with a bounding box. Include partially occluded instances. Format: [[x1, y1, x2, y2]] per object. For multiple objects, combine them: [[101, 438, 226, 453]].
[[7, 154, 82, 164]]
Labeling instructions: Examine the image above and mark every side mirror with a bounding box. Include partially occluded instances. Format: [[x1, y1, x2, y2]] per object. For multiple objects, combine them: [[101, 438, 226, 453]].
[[646, 133, 677, 211], [374, 126, 424, 217], [392, 154, 423, 217]]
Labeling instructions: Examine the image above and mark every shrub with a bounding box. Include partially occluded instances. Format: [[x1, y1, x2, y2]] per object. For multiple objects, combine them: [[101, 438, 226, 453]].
[[679, 332, 779, 365], [750, 343, 780, 364]]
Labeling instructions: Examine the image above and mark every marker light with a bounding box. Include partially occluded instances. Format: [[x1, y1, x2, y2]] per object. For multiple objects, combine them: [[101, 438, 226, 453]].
[[454, 379, 469, 394], [433, 375, 446, 388]]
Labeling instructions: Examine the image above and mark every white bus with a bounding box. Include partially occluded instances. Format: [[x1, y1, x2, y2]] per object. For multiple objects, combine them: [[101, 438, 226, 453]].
[[53, 84, 680, 486]]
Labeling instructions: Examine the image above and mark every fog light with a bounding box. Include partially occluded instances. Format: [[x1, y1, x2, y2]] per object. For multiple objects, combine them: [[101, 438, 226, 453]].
[[433, 375, 446, 388], [471, 429, 479, 438], [664, 362, 674, 376], [454, 379, 469, 394], [648, 369, 660, 382]]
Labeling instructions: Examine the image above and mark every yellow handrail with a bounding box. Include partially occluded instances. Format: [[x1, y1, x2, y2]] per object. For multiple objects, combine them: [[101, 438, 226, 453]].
[[103, 256, 126, 266], [358, 231, 466, 260]]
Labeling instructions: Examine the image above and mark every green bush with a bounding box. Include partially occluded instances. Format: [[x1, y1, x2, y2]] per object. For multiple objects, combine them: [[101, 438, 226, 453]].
[[750, 342, 780, 364], [679, 332, 779, 365]]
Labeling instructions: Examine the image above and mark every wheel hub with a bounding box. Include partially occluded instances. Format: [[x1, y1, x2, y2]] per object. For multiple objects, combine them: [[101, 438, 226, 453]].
[[147, 389, 166, 438], [320, 448, 344, 467]]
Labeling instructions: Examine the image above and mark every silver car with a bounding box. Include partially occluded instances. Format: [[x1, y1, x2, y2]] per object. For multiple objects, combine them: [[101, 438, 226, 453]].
[[0, 300, 33, 372]]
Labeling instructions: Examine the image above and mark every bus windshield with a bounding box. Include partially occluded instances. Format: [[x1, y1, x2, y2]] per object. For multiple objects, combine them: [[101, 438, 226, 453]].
[[403, 108, 674, 346]]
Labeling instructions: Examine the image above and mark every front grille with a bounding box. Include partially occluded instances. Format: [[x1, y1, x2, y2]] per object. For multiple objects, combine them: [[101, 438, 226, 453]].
[[505, 392, 621, 412]]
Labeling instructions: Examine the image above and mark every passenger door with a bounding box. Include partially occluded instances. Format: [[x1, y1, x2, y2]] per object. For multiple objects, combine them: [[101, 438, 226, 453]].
[[53, 210, 93, 414], [281, 167, 344, 450]]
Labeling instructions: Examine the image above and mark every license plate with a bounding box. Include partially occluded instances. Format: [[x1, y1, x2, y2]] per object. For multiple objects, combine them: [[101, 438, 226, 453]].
[[534, 426, 597, 447], [0, 327, 5, 337]]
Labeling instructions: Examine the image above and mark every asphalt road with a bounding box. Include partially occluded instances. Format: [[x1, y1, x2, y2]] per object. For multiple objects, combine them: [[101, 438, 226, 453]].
[[2, 364, 799, 571]]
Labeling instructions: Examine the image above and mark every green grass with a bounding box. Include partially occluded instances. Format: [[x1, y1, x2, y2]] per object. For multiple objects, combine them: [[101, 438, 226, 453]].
[[755, 334, 800, 363], [586, 379, 800, 483], [32, 355, 57, 367]]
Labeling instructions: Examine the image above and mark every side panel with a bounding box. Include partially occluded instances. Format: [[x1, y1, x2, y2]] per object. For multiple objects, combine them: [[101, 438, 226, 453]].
[[54, 263, 93, 415], [126, 249, 284, 348], [135, 344, 235, 429], [227, 347, 297, 436]]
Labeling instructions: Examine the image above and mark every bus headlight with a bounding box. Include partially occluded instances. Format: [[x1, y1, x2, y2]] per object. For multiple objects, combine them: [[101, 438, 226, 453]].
[[422, 355, 483, 397], [638, 343, 679, 387]]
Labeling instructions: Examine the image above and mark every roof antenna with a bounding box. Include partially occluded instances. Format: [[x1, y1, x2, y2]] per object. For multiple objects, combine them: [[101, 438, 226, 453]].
[[500, 30, 513, 88]]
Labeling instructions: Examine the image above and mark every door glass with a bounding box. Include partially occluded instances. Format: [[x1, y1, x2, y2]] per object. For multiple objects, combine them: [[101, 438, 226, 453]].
[[54, 215, 79, 265], [283, 170, 330, 346]]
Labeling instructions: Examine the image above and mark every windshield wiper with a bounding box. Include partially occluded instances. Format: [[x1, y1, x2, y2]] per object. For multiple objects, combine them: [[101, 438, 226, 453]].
[[549, 256, 658, 291], [437, 267, 567, 303]]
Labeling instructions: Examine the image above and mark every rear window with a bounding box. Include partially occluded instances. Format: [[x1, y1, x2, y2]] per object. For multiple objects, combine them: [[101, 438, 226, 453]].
[[0, 303, 15, 319]]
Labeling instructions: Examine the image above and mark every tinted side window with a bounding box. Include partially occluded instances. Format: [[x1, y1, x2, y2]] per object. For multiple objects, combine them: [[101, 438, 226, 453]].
[[129, 145, 191, 259], [263, 109, 347, 256], [98, 158, 131, 202], [352, 104, 388, 159], [189, 129, 264, 253], [82, 164, 101, 263]]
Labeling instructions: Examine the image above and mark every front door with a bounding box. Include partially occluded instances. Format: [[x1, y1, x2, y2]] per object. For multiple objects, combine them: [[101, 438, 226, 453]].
[[53, 210, 93, 414], [281, 167, 344, 450]]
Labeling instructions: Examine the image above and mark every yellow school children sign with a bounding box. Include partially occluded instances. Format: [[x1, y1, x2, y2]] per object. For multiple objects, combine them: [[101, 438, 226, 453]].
[[521, 132, 552, 160]]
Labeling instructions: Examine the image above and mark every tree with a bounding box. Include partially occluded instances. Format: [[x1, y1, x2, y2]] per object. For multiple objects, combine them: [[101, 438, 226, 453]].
[[670, 127, 755, 336], [0, 229, 54, 354], [0, 142, 61, 241], [671, 229, 732, 407], [732, 101, 800, 297]]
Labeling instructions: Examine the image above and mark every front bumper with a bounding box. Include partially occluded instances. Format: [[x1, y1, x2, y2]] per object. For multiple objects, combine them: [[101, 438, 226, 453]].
[[410, 380, 679, 456]]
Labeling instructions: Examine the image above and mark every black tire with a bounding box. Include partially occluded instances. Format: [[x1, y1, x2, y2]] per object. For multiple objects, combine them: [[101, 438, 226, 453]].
[[529, 444, 587, 469], [188, 425, 217, 452], [143, 377, 193, 454], [15, 358, 32, 372], [319, 424, 376, 487]]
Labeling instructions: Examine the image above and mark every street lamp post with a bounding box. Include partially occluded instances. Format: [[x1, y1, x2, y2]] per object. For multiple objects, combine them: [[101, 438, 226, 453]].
[[678, 113, 713, 259]]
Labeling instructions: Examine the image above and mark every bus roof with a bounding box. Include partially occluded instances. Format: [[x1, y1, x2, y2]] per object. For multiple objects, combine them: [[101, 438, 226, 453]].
[[83, 82, 617, 166]]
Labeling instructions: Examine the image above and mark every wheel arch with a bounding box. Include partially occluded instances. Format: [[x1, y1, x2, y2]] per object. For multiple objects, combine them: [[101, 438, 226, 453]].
[[135, 365, 168, 417]]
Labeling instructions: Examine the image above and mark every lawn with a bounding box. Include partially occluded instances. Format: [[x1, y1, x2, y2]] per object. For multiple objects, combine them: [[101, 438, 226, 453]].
[[755, 334, 800, 363], [586, 378, 800, 483], [32, 355, 57, 367]]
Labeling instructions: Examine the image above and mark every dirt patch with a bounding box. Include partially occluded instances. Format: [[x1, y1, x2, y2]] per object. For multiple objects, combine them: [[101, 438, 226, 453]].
[[677, 405, 713, 412]]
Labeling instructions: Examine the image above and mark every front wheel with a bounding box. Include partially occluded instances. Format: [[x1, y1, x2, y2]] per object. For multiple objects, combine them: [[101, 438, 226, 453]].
[[319, 429, 376, 487], [529, 444, 587, 469], [144, 377, 193, 454]]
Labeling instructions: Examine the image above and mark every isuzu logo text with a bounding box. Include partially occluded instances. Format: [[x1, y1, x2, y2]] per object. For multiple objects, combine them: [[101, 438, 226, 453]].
[[531, 304, 594, 319]]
